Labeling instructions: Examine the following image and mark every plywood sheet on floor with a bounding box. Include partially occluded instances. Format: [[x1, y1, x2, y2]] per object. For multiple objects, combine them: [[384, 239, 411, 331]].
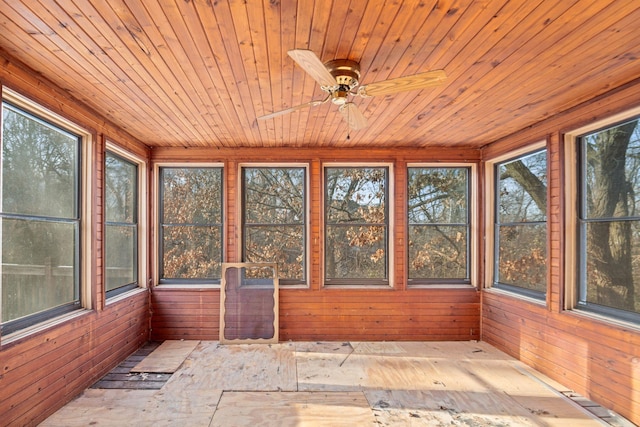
[[167, 341, 297, 391], [210, 391, 374, 427], [40, 388, 220, 427], [131, 340, 200, 373], [296, 341, 503, 392], [42, 341, 608, 427], [366, 389, 541, 426]]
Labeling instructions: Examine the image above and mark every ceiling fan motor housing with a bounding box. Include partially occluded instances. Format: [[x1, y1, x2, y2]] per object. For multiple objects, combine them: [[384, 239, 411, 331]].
[[324, 59, 360, 105]]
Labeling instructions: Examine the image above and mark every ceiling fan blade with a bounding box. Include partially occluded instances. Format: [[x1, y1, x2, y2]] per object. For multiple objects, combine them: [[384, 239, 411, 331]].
[[257, 97, 330, 120], [358, 70, 446, 97], [339, 102, 368, 131], [288, 49, 337, 88]]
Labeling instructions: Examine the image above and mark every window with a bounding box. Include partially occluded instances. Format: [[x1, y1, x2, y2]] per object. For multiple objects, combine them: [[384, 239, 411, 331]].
[[493, 149, 547, 298], [574, 117, 640, 322], [242, 166, 307, 285], [324, 165, 390, 285], [105, 150, 139, 297], [408, 166, 471, 284], [158, 166, 223, 284], [1, 96, 87, 335]]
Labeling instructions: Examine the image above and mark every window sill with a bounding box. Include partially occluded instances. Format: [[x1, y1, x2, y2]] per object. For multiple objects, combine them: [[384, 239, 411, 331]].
[[106, 287, 147, 305], [484, 286, 546, 305], [565, 308, 640, 333], [153, 283, 221, 290], [408, 283, 477, 290], [322, 283, 393, 290], [1, 309, 90, 346]]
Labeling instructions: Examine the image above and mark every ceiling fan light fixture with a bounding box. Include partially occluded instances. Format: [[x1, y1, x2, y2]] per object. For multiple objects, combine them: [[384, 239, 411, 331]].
[[324, 59, 360, 90], [257, 49, 446, 131], [331, 87, 350, 105]]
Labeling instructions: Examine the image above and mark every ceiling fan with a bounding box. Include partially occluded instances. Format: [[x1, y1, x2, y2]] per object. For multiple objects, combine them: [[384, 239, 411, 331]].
[[257, 49, 447, 131]]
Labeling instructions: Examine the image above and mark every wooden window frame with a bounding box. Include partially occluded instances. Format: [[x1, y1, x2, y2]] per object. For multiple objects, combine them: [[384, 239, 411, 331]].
[[406, 163, 478, 288], [238, 163, 310, 288], [104, 142, 148, 301], [484, 140, 548, 303], [564, 106, 640, 328], [0, 87, 93, 341], [322, 162, 394, 288], [153, 163, 224, 287]]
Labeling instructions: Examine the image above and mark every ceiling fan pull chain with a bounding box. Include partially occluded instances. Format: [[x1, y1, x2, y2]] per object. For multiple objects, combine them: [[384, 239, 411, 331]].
[[346, 104, 350, 140]]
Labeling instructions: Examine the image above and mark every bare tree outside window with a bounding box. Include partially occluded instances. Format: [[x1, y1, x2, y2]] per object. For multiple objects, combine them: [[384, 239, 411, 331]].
[[408, 167, 470, 282], [105, 152, 137, 294], [495, 150, 547, 296], [160, 167, 223, 282], [325, 167, 388, 283], [242, 167, 306, 284], [580, 119, 640, 316]]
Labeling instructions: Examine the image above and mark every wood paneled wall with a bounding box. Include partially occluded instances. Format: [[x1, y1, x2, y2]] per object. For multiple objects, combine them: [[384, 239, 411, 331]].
[[0, 294, 149, 426], [0, 54, 151, 426], [150, 147, 482, 343], [481, 78, 640, 425], [151, 288, 480, 342]]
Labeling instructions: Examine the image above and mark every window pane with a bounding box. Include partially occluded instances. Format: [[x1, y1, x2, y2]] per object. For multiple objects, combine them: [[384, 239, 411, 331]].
[[162, 225, 222, 279], [2, 104, 78, 218], [325, 225, 386, 279], [497, 223, 546, 293], [408, 167, 470, 282], [578, 119, 640, 319], [105, 224, 136, 291], [498, 151, 547, 223], [408, 168, 467, 224], [326, 168, 386, 223], [583, 119, 640, 219], [244, 168, 304, 224], [243, 167, 306, 283], [409, 225, 467, 279], [494, 149, 547, 296], [583, 219, 640, 315], [2, 218, 77, 322], [160, 167, 223, 282], [325, 167, 388, 283], [105, 153, 136, 223], [245, 226, 304, 281], [162, 168, 222, 224]]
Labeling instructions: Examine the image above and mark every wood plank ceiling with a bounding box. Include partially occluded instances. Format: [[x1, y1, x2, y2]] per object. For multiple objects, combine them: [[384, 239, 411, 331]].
[[1, 0, 639, 149]]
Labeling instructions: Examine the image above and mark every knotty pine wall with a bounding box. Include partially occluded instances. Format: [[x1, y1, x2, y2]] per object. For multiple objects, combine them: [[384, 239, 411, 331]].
[[0, 55, 151, 426], [150, 146, 482, 343], [481, 78, 640, 425]]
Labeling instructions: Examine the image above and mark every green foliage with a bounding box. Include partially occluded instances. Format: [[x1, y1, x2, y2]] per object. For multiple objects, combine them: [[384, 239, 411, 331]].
[[1, 103, 80, 323]]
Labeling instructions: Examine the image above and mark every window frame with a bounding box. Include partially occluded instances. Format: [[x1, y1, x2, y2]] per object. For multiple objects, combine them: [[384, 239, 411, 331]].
[[1, 87, 93, 340], [154, 163, 224, 287], [406, 163, 478, 288], [239, 163, 310, 287], [484, 141, 548, 303], [564, 106, 640, 327], [322, 163, 393, 288], [104, 142, 147, 300]]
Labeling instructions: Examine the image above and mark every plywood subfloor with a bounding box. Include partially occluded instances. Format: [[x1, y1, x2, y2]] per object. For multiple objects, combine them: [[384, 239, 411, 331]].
[[42, 341, 624, 427], [131, 340, 199, 373]]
